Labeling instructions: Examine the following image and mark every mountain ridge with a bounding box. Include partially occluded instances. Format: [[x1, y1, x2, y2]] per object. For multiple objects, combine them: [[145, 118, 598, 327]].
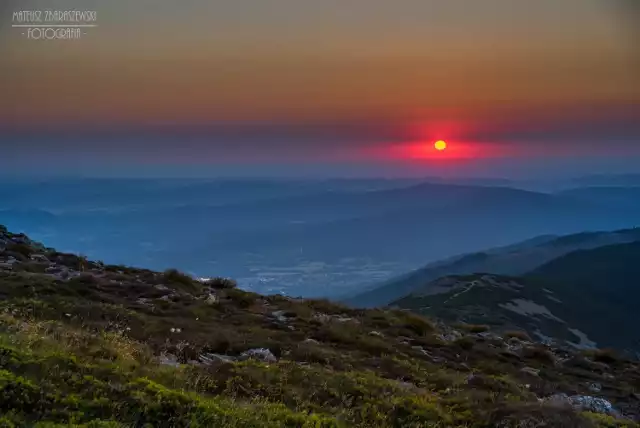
[[347, 227, 640, 307], [391, 240, 640, 354]]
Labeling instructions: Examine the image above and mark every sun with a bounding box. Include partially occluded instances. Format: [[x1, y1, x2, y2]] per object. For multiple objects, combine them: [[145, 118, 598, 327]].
[[434, 140, 447, 151]]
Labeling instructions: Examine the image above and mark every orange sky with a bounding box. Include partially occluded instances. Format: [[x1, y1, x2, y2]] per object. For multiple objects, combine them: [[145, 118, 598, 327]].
[[1, 0, 639, 127]]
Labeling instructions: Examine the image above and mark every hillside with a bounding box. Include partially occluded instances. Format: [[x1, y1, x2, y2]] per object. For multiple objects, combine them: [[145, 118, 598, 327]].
[[0, 225, 639, 426], [391, 242, 640, 354], [348, 228, 640, 307]]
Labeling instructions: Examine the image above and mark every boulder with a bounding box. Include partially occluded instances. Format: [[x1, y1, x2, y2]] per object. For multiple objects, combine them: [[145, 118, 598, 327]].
[[545, 393, 617, 416], [272, 310, 289, 323], [239, 348, 277, 363], [520, 367, 541, 377], [570, 395, 615, 415], [199, 353, 237, 365], [30, 254, 49, 263], [588, 382, 602, 393]]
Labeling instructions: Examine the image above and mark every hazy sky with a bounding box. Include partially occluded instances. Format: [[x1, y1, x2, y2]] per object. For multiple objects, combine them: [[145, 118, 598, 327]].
[[1, 0, 639, 176]]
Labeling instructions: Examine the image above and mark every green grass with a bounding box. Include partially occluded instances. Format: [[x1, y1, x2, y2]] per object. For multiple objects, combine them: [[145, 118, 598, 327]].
[[0, 227, 639, 427]]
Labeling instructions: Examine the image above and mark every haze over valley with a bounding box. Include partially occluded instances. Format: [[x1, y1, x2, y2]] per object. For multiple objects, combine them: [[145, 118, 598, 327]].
[[2, 177, 639, 299]]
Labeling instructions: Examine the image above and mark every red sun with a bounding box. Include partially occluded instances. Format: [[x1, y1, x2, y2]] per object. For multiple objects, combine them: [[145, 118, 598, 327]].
[[434, 140, 447, 151]]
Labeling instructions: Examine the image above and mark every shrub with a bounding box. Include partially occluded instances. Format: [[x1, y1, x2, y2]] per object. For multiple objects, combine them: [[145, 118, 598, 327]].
[[522, 346, 556, 365], [393, 311, 435, 336], [224, 289, 257, 308], [504, 330, 532, 341], [488, 402, 594, 428], [454, 337, 475, 351], [583, 411, 638, 427], [314, 323, 359, 345], [163, 269, 193, 285], [305, 298, 353, 316], [49, 252, 82, 269], [162, 269, 201, 294], [11, 262, 47, 274], [457, 323, 490, 334], [71, 273, 100, 286], [207, 277, 237, 290], [6, 243, 32, 258], [589, 349, 619, 365]]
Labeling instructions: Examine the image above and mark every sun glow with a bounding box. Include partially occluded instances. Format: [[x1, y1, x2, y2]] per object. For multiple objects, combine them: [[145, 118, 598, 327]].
[[434, 140, 447, 151]]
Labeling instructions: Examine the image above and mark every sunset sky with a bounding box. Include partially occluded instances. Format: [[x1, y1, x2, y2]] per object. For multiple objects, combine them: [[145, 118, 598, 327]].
[[1, 0, 639, 177]]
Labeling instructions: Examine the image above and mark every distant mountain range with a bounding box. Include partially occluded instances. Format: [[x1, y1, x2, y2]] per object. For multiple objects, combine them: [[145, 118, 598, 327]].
[[2, 178, 640, 297], [388, 238, 640, 353]]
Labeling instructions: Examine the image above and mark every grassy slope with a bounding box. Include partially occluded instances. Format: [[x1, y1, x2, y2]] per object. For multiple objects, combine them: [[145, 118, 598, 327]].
[[0, 226, 639, 427]]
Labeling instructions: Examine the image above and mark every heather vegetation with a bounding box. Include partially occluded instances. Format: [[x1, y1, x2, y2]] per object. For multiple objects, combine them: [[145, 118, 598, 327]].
[[0, 226, 638, 427]]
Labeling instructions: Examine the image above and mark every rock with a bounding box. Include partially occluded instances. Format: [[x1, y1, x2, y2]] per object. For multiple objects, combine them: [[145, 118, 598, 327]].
[[397, 381, 417, 390], [312, 313, 331, 323], [475, 331, 502, 341], [438, 331, 462, 342], [272, 310, 289, 322], [506, 340, 524, 354], [204, 294, 218, 304], [369, 331, 384, 338], [588, 382, 602, 393], [303, 338, 319, 345], [520, 367, 541, 377], [159, 353, 180, 367], [239, 348, 277, 363], [155, 284, 169, 291], [570, 395, 616, 415], [545, 393, 617, 416], [29, 254, 49, 263], [199, 353, 237, 365]]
